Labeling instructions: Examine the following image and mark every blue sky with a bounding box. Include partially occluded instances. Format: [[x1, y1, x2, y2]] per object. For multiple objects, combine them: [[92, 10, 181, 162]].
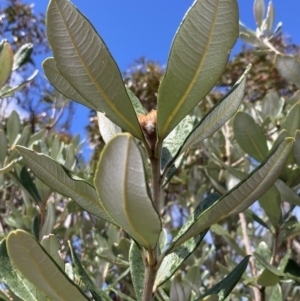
[[26, 0, 300, 157], [32, 0, 300, 71]]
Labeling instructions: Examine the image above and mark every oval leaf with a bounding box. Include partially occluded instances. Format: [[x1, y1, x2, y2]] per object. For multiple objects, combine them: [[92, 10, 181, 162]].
[[16, 146, 114, 223], [0, 239, 41, 301], [294, 130, 300, 165], [155, 229, 208, 288], [0, 70, 38, 99], [13, 43, 33, 71], [69, 242, 112, 301], [276, 55, 300, 88], [161, 114, 194, 183], [47, 0, 142, 139], [43, 57, 98, 111], [7, 230, 89, 301], [97, 111, 122, 143], [171, 138, 293, 250], [41, 235, 64, 271], [94, 134, 161, 250], [157, 0, 239, 139], [170, 276, 185, 301], [0, 42, 13, 88], [233, 111, 269, 162], [197, 256, 250, 301], [0, 129, 7, 164], [129, 242, 145, 301], [259, 185, 282, 228], [40, 200, 56, 238], [261, 90, 282, 120], [253, 0, 265, 28], [7, 110, 20, 146], [265, 1, 275, 37], [179, 65, 250, 156], [275, 178, 300, 206], [281, 102, 300, 137]]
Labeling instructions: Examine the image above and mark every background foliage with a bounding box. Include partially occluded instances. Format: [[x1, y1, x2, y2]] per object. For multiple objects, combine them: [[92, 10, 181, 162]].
[[0, 0, 300, 301]]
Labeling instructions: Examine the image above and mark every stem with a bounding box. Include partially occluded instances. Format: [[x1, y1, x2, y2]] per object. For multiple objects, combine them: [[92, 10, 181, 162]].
[[142, 251, 157, 301], [262, 38, 281, 55], [239, 212, 261, 301], [150, 156, 162, 212], [142, 145, 162, 301], [270, 231, 278, 265]]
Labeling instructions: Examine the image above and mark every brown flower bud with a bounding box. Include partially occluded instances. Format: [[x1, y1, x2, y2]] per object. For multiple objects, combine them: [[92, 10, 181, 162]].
[[138, 109, 157, 150]]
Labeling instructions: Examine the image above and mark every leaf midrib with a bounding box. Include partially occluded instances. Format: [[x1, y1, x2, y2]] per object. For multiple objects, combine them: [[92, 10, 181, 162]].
[[123, 136, 152, 250], [160, 0, 220, 138], [176, 140, 290, 245], [52, 0, 140, 137]]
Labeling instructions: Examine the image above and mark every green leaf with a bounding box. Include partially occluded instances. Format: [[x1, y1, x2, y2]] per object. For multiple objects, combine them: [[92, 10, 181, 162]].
[[254, 244, 300, 283], [36, 178, 52, 204], [259, 185, 281, 229], [239, 23, 266, 48], [43, 57, 98, 111], [7, 230, 89, 301], [253, 252, 282, 277], [0, 70, 38, 98], [16, 146, 114, 223], [19, 165, 42, 204], [7, 125, 31, 164], [257, 269, 280, 287], [69, 242, 112, 301], [276, 55, 300, 88], [50, 135, 64, 161], [197, 296, 219, 301], [126, 88, 146, 116], [129, 242, 144, 301], [155, 229, 208, 288], [197, 256, 250, 301], [157, 0, 239, 139], [161, 115, 193, 169], [178, 65, 250, 156], [97, 112, 122, 144], [13, 43, 33, 71], [94, 134, 161, 250], [275, 179, 300, 206], [41, 234, 64, 271], [0, 42, 13, 88], [253, 0, 265, 28], [64, 144, 76, 170], [281, 102, 300, 137], [261, 90, 283, 120], [233, 111, 269, 162], [0, 129, 7, 164], [284, 259, 300, 280], [170, 138, 293, 250], [7, 110, 20, 146], [266, 285, 282, 301], [169, 195, 220, 255], [244, 209, 270, 230], [265, 1, 275, 37], [211, 224, 246, 257], [170, 276, 186, 301], [295, 130, 300, 165], [47, 0, 142, 139], [161, 115, 194, 184], [256, 242, 272, 263], [278, 250, 291, 273], [0, 239, 41, 301], [184, 265, 202, 295], [40, 200, 56, 238]]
